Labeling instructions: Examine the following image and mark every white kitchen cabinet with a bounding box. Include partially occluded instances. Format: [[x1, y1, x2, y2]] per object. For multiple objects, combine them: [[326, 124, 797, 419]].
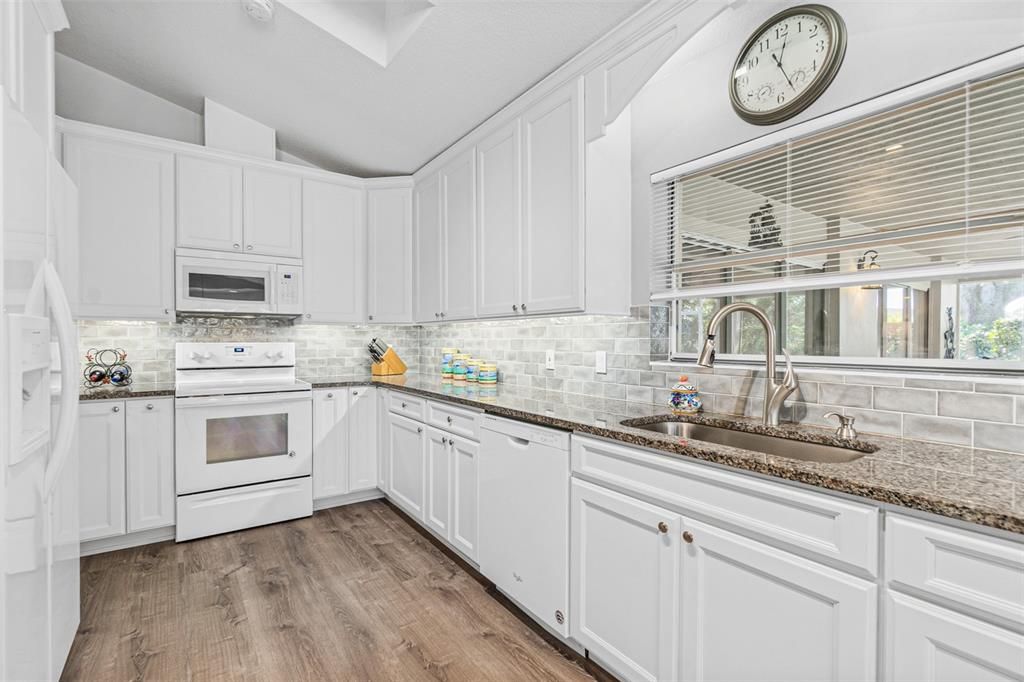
[[440, 148, 477, 320], [243, 167, 302, 258], [414, 173, 443, 322], [125, 399, 175, 533], [424, 427, 451, 537], [387, 412, 426, 517], [377, 389, 390, 489], [570, 479, 680, 682], [347, 387, 378, 492], [366, 185, 414, 323], [62, 134, 175, 320], [521, 78, 584, 315], [78, 402, 127, 541], [176, 154, 244, 253], [302, 179, 365, 323], [887, 591, 1024, 682], [312, 389, 350, 499], [476, 120, 522, 317], [449, 435, 479, 561], [679, 518, 877, 682]]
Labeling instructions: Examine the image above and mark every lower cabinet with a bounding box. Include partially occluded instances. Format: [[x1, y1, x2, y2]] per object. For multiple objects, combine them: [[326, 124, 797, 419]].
[[79, 398, 175, 542], [387, 412, 426, 516], [887, 591, 1024, 682], [570, 478, 877, 682], [425, 427, 451, 537], [312, 387, 378, 500]]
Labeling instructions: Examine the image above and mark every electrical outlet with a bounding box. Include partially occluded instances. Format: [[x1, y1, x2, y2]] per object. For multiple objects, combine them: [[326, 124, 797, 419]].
[[595, 350, 607, 374], [545, 349, 555, 370]]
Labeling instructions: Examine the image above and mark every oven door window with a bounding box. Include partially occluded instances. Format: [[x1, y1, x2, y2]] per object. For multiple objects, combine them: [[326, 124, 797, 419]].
[[206, 413, 288, 463], [188, 272, 267, 302]]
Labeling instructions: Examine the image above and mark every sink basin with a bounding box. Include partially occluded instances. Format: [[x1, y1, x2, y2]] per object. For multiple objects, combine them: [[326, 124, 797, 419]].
[[626, 420, 868, 464]]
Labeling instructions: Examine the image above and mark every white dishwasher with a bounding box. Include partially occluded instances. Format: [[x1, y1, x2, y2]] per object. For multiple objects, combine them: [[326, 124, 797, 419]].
[[479, 415, 571, 637]]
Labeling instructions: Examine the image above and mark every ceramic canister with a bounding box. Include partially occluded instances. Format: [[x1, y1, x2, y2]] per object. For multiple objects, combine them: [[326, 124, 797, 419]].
[[478, 363, 498, 384], [669, 375, 702, 415], [466, 358, 480, 382]]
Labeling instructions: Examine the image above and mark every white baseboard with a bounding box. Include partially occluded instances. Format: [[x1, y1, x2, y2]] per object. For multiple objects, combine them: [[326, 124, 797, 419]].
[[81, 526, 175, 557], [313, 487, 384, 511]]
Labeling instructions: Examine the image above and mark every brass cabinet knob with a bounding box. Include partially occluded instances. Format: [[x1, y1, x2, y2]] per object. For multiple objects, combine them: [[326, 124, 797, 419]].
[[682, 531, 694, 544], [657, 521, 668, 534]]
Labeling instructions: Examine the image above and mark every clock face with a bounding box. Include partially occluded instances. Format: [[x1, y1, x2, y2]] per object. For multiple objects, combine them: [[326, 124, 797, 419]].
[[730, 5, 846, 124]]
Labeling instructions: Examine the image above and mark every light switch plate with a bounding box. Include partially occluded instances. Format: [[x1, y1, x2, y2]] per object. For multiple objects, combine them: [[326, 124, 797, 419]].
[[595, 350, 607, 374], [545, 349, 555, 370]]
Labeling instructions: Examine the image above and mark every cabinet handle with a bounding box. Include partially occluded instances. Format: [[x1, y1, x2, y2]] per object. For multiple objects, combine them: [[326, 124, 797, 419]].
[[246, 245, 254, 251], [164, 308, 171, 315], [417, 427, 423, 434], [439, 312, 445, 318], [146, 403, 154, 410], [657, 521, 668, 534], [521, 303, 527, 312], [401, 402, 407, 408], [111, 405, 120, 413], [233, 243, 240, 249], [512, 304, 518, 312], [305, 313, 312, 319], [327, 393, 334, 398], [446, 416, 453, 425], [434, 312, 440, 319], [368, 315, 374, 321], [682, 531, 694, 544], [442, 437, 448, 445], [288, 450, 296, 458]]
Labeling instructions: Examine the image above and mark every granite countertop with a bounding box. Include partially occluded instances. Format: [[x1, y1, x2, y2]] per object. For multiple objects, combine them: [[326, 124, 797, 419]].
[[80, 373, 1023, 534], [78, 382, 176, 400]]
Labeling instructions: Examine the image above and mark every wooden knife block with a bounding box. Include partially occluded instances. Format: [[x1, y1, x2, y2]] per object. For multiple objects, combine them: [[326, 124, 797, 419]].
[[372, 347, 407, 376]]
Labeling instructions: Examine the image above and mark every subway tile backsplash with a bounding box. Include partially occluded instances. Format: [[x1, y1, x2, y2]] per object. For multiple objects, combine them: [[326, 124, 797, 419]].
[[80, 306, 1023, 453]]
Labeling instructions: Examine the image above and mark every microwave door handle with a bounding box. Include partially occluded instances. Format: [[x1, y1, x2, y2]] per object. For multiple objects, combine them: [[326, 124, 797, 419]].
[[268, 266, 278, 313]]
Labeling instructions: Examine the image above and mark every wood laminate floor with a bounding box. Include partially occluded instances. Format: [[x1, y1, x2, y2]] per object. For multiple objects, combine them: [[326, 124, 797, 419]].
[[61, 500, 593, 682]]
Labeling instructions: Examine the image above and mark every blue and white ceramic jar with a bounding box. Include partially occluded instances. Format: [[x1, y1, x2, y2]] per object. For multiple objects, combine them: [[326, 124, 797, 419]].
[[669, 375, 702, 415]]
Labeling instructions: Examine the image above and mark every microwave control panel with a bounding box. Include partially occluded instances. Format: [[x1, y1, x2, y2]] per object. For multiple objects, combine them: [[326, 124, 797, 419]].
[[276, 265, 302, 312]]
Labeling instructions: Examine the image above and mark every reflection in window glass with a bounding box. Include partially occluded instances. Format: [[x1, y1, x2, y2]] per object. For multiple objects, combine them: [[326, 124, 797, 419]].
[[958, 279, 1024, 361]]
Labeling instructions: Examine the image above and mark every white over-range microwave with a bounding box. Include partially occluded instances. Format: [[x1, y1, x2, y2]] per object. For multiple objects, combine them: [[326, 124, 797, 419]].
[[175, 251, 303, 316]]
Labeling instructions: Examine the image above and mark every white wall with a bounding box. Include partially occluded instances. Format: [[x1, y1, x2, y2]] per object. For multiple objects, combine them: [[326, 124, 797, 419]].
[[629, 0, 1024, 304], [56, 53, 203, 144]]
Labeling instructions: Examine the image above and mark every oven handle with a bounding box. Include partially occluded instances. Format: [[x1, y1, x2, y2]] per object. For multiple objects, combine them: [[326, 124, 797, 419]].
[[175, 392, 312, 408]]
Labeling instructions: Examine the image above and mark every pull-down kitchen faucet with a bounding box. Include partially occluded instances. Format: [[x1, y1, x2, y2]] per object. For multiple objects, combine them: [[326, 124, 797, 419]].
[[696, 302, 798, 427]]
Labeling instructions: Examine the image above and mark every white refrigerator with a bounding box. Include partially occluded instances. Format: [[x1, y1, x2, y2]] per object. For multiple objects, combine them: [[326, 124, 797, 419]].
[[1, 92, 81, 679]]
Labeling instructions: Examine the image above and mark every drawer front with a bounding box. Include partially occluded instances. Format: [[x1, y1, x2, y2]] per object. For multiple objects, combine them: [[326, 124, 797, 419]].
[[388, 392, 425, 421], [887, 515, 1024, 627], [427, 400, 481, 441], [572, 435, 879, 576]]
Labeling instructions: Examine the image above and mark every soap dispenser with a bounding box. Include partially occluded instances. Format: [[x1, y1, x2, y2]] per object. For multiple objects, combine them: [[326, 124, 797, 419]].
[[670, 375, 702, 415]]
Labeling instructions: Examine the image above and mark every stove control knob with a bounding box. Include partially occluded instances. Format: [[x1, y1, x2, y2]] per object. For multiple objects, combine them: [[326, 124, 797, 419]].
[[189, 352, 213, 362], [265, 350, 286, 361]]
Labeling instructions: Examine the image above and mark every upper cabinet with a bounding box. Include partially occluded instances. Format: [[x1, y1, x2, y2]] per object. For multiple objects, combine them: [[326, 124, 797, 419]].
[[62, 132, 175, 320], [176, 155, 243, 253], [476, 121, 522, 318], [176, 156, 302, 258], [302, 179, 365, 323], [367, 183, 414, 323], [440, 148, 477, 321], [521, 79, 584, 315], [414, 174, 443, 322]]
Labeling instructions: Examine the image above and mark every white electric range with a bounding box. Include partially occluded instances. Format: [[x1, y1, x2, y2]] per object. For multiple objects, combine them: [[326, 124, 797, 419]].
[[174, 342, 313, 541]]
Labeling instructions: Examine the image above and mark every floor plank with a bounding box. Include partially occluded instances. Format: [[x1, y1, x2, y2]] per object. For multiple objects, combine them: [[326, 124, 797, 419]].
[[61, 500, 593, 682]]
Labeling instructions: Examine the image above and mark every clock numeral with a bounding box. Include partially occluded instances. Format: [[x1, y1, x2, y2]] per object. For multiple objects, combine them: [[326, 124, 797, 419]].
[[809, 25, 819, 37], [777, 93, 786, 105], [746, 56, 759, 70], [736, 75, 749, 87], [774, 23, 789, 40], [815, 39, 827, 53]]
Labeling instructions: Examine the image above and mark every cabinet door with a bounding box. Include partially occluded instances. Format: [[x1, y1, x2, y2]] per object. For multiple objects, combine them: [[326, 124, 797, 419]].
[[243, 167, 302, 258], [441, 149, 477, 320], [347, 387, 378, 492], [571, 479, 680, 682], [367, 187, 414, 323], [302, 180, 365, 323], [679, 518, 877, 682], [312, 389, 348, 500], [887, 592, 1024, 682], [424, 427, 450, 538], [450, 435, 479, 561], [63, 135, 175, 320], [377, 390, 390, 489], [414, 173, 443, 322], [125, 399, 175, 532], [476, 121, 521, 318], [521, 78, 584, 314], [387, 413, 425, 518], [79, 402, 126, 541], [176, 154, 243, 253]]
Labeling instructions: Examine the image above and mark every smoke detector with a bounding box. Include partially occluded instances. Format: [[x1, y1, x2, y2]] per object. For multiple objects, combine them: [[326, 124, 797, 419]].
[[242, 0, 274, 23]]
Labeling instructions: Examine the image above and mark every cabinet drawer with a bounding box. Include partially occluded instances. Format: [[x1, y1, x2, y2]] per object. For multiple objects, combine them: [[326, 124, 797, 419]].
[[886, 515, 1024, 627], [388, 392, 425, 421], [572, 435, 879, 576], [427, 400, 481, 441]]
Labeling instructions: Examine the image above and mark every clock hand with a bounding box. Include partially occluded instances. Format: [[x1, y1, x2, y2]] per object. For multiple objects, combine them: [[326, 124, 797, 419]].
[[771, 51, 796, 91]]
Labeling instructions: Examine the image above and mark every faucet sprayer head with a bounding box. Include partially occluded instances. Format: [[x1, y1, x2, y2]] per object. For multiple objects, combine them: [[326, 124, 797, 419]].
[[696, 334, 716, 367]]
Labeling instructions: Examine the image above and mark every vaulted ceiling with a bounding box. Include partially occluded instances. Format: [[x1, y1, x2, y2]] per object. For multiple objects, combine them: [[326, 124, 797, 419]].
[[56, 0, 647, 176]]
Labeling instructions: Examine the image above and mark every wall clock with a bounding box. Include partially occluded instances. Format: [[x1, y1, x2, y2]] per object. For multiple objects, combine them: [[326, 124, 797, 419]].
[[730, 4, 847, 125]]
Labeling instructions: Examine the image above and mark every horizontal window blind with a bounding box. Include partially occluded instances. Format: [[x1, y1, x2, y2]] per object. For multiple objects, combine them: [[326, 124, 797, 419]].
[[651, 67, 1024, 300]]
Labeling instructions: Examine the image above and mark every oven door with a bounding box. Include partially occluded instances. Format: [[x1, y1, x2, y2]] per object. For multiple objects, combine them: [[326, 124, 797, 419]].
[[175, 391, 312, 495], [176, 256, 275, 315]]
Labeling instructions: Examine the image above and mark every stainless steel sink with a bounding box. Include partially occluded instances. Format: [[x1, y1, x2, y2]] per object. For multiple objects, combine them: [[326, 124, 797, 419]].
[[627, 421, 868, 464]]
